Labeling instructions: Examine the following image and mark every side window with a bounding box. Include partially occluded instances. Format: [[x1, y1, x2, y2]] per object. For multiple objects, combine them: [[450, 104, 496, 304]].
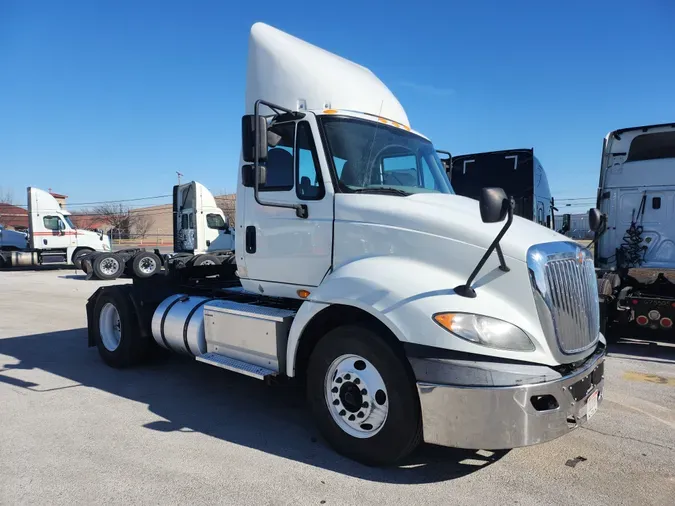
[[206, 213, 226, 230], [181, 214, 188, 229], [188, 213, 194, 229], [261, 122, 295, 192], [43, 216, 62, 231], [296, 122, 324, 200]]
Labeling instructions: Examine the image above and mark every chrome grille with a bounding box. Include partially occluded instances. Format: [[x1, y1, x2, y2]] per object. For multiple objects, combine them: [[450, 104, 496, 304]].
[[528, 242, 600, 354]]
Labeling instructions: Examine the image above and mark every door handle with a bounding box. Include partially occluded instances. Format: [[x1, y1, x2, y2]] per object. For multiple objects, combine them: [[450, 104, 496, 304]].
[[245, 226, 256, 254]]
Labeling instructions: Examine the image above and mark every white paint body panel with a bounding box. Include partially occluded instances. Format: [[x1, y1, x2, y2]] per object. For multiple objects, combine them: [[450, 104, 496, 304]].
[[597, 125, 675, 270]]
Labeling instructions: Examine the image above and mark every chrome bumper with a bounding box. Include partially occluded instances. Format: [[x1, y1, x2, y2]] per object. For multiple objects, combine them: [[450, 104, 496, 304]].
[[416, 346, 605, 449]]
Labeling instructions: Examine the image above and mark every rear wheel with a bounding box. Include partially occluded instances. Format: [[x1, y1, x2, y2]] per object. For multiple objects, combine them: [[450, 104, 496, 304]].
[[306, 324, 422, 466], [192, 254, 221, 267], [93, 253, 123, 280], [92, 287, 149, 368], [132, 251, 161, 278]]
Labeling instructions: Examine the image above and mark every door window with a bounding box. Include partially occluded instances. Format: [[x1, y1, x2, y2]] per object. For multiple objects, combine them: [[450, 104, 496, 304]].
[[43, 216, 63, 231], [261, 123, 295, 191], [181, 214, 188, 229], [296, 122, 324, 200]]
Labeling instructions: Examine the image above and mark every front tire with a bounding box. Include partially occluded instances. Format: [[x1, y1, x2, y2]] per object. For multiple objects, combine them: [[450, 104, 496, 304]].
[[72, 248, 93, 269], [92, 287, 149, 368], [306, 324, 422, 466]]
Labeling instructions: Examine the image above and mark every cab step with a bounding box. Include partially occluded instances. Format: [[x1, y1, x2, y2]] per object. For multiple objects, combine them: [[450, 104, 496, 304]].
[[196, 352, 277, 380]]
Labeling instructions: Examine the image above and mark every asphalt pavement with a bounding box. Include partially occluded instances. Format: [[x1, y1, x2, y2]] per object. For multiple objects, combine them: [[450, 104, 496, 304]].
[[1, 270, 673, 505]]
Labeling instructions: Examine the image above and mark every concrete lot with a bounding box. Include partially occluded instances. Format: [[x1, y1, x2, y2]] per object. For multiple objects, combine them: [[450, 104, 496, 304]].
[[1, 269, 674, 505]]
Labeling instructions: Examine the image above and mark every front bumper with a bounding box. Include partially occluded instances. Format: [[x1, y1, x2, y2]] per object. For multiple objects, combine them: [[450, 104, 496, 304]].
[[415, 346, 605, 449]]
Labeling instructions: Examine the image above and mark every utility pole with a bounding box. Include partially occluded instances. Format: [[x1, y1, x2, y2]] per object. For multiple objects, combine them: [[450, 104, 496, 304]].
[[176, 171, 183, 185]]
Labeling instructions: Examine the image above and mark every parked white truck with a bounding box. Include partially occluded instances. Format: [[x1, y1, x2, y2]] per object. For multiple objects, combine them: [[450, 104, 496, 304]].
[[0, 187, 110, 269], [85, 23, 605, 466], [584, 123, 675, 338], [81, 180, 235, 280]]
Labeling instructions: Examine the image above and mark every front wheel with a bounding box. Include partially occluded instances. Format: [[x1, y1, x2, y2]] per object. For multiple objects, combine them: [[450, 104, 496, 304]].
[[306, 324, 422, 466]]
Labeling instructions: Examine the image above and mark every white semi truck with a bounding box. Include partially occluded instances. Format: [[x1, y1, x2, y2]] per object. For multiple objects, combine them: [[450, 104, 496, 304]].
[[85, 23, 606, 466], [81, 180, 235, 280], [584, 123, 675, 339], [0, 187, 111, 269]]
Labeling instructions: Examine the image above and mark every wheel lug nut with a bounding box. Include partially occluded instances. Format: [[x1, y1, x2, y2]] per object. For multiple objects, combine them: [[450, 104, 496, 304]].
[[344, 374, 351, 380], [362, 402, 369, 408], [331, 387, 338, 393], [339, 410, 346, 416], [357, 412, 364, 418], [354, 378, 360, 385], [361, 389, 367, 395], [333, 399, 340, 405], [348, 414, 356, 421]]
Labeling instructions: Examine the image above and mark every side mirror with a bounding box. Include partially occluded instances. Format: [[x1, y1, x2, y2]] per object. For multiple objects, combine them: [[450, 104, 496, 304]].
[[588, 208, 602, 232], [241, 115, 268, 163], [561, 213, 571, 234], [479, 187, 509, 223], [241, 164, 267, 187]]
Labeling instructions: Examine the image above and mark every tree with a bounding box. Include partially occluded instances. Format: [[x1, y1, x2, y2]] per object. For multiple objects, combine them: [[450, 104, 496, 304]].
[[0, 186, 14, 204], [132, 212, 152, 239], [93, 203, 135, 239]]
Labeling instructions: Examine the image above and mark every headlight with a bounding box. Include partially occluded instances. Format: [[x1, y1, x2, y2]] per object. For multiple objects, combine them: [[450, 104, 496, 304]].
[[432, 313, 535, 352]]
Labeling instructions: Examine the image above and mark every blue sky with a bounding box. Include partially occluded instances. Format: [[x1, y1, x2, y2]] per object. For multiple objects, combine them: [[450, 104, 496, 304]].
[[1, 0, 674, 212]]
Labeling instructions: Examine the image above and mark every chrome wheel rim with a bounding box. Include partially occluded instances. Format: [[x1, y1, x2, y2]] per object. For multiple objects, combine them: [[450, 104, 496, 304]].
[[324, 354, 389, 438], [138, 257, 157, 274], [99, 302, 121, 351], [100, 257, 120, 276]]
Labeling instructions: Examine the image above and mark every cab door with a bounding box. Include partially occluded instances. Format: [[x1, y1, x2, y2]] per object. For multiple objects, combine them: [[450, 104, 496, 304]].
[[240, 117, 334, 293]]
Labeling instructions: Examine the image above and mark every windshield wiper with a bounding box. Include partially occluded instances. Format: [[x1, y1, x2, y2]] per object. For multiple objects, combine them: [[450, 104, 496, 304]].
[[351, 187, 411, 196]]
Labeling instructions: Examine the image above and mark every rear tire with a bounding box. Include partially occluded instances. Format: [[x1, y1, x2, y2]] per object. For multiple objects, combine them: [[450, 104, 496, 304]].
[[92, 287, 150, 368], [192, 254, 221, 267], [93, 253, 124, 280], [306, 324, 422, 466], [132, 251, 161, 278]]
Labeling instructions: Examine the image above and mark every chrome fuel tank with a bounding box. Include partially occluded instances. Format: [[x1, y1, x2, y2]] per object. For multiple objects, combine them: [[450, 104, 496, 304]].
[[151, 294, 214, 355]]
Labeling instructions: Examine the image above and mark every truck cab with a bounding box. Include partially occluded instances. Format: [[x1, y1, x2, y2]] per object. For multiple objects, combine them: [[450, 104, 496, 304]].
[[594, 123, 675, 335], [1, 187, 110, 268], [449, 149, 556, 229], [85, 22, 606, 467], [173, 181, 234, 255]]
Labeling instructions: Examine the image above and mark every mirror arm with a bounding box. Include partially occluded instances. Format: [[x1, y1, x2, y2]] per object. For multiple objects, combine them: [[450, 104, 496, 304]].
[[454, 201, 514, 298], [252, 99, 309, 219]]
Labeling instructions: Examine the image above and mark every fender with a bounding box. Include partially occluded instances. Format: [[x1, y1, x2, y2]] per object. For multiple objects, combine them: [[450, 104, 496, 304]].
[[286, 254, 563, 377]]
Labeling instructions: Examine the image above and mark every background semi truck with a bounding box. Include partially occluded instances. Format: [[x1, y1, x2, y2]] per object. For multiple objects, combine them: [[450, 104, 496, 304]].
[[0, 187, 110, 269], [81, 180, 235, 280], [85, 23, 605, 466], [449, 149, 556, 229], [590, 123, 675, 338]]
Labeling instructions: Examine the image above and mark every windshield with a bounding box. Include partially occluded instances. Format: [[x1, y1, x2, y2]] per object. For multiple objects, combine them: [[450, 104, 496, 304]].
[[63, 215, 75, 229], [320, 116, 454, 195]]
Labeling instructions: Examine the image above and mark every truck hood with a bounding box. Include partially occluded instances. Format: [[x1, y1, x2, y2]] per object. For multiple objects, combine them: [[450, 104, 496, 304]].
[[335, 192, 569, 262]]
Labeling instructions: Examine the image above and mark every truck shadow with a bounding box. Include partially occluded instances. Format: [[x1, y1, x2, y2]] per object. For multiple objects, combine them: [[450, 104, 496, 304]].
[[0, 328, 507, 484], [608, 337, 675, 364]]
